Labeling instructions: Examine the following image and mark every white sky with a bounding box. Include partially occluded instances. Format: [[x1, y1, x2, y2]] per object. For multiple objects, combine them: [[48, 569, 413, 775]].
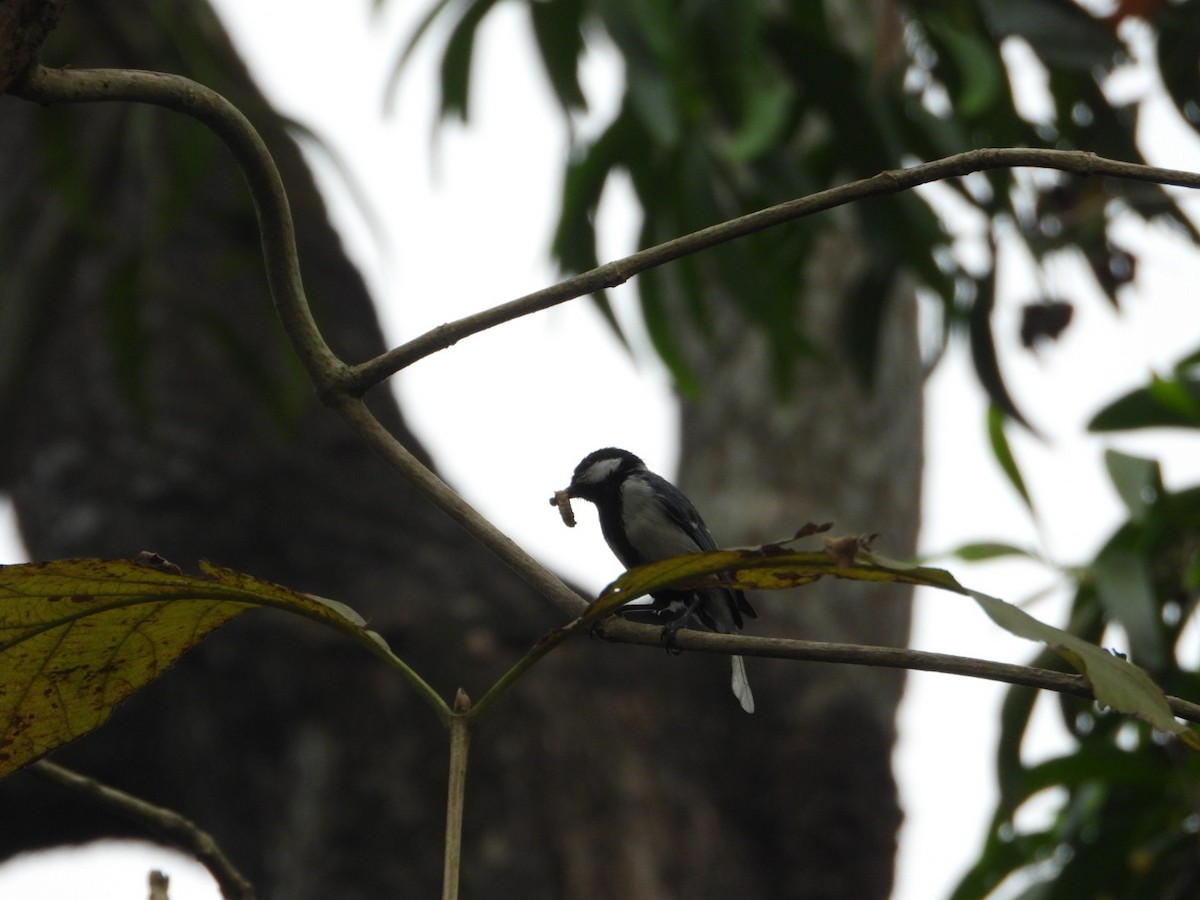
[[3, 4, 1200, 898]]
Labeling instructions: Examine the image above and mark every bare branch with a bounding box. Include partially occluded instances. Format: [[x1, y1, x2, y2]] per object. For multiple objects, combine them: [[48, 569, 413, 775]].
[[327, 395, 587, 618], [595, 618, 1200, 725], [12, 65, 1199, 733], [442, 690, 472, 900], [0, 0, 65, 91], [149, 870, 171, 900], [342, 148, 1200, 394], [31, 761, 256, 900], [9, 63, 589, 622]]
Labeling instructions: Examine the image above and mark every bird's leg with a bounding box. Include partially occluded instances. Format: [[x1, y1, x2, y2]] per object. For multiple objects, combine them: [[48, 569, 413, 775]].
[[659, 594, 703, 654], [591, 599, 677, 639], [588, 614, 612, 640]]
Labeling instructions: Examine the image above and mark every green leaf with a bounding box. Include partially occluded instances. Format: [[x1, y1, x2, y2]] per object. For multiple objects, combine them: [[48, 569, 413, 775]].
[[1103, 450, 1163, 522], [947, 541, 1039, 562], [439, 0, 504, 121], [725, 79, 793, 163], [1147, 369, 1200, 421], [965, 586, 1191, 746], [1089, 369, 1200, 432], [0, 558, 423, 775], [383, 0, 458, 111], [626, 66, 683, 148], [955, 736, 1179, 900], [988, 403, 1035, 513], [1155, 0, 1200, 142], [639, 260, 700, 397], [981, 0, 1123, 72], [551, 108, 635, 274], [925, 13, 1007, 117], [1091, 548, 1167, 672], [970, 268, 1035, 431], [529, 0, 588, 112], [588, 542, 1196, 746]]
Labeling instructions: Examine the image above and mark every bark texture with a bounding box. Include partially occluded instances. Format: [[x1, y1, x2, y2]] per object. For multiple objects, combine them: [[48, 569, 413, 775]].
[[0, 2, 921, 897], [675, 217, 923, 898]]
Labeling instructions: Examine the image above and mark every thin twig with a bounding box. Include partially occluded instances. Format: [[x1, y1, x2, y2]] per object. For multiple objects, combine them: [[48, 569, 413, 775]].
[[10, 63, 589, 621], [458, 609, 1200, 726], [327, 394, 587, 619], [467, 617, 588, 722], [342, 148, 1200, 393], [594, 618, 1200, 724], [15, 65, 1200, 732], [442, 690, 472, 900], [149, 870, 171, 900], [31, 760, 256, 900]]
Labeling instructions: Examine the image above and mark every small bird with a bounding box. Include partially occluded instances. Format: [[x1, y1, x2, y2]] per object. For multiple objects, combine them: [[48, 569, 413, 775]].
[[564, 447, 757, 713]]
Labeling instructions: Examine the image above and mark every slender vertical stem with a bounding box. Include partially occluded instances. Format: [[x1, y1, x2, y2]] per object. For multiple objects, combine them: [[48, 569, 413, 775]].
[[442, 689, 472, 900]]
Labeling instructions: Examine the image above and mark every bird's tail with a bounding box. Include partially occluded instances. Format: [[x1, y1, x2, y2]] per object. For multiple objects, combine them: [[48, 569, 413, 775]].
[[730, 655, 754, 714]]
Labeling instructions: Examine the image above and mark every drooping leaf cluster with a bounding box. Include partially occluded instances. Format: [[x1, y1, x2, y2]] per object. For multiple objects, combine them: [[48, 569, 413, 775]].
[[394, 0, 1200, 410], [591, 535, 1195, 745], [950, 358, 1200, 898]]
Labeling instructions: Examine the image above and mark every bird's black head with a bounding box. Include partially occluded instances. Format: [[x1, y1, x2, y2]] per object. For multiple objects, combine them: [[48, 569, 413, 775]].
[[565, 447, 645, 503]]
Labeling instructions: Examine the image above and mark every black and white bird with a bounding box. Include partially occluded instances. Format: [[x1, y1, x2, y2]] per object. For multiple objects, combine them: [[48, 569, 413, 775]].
[[564, 447, 757, 713]]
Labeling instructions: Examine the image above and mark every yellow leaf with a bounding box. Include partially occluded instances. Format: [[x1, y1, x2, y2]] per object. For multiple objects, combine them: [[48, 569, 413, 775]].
[[592, 544, 1198, 745], [0, 558, 386, 775]]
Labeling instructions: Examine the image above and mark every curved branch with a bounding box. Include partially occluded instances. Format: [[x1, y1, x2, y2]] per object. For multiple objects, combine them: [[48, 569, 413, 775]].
[[0, 1, 65, 92], [328, 395, 587, 619], [11, 65, 347, 398], [595, 618, 1200, 725], [9, 64, 588, 623], [343, 148, 1200, 394], [32, 760, 255, 900], [13, 64, 1200, 733]]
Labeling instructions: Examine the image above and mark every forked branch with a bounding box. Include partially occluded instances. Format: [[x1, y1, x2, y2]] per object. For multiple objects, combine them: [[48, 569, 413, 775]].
[[13, 63, 1200, 736]]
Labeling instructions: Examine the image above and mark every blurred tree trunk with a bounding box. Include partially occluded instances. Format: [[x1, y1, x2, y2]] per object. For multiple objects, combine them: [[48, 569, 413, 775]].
[[0, 2, 920, 898], [674, 216, 921, 898]]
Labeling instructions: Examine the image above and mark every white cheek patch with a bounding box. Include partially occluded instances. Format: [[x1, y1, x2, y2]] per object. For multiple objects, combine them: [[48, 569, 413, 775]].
[[621, 479, 702, 560], [578, 456, 624, 484]]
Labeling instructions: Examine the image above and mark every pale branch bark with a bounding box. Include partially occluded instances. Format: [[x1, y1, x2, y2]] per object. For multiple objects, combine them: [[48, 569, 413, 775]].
[[149, 871, 171, 900], [31, 761, 255, 900], [442, 690, 472, 900], [14, 66, 1200, 624], [592, 619, 1200, 725], [17, 65, 1200, 406], [0, 0, 64, 91], [343, 148, 1200, 391], [11, 64, 589, 622], [327, 395, 587, 619]]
